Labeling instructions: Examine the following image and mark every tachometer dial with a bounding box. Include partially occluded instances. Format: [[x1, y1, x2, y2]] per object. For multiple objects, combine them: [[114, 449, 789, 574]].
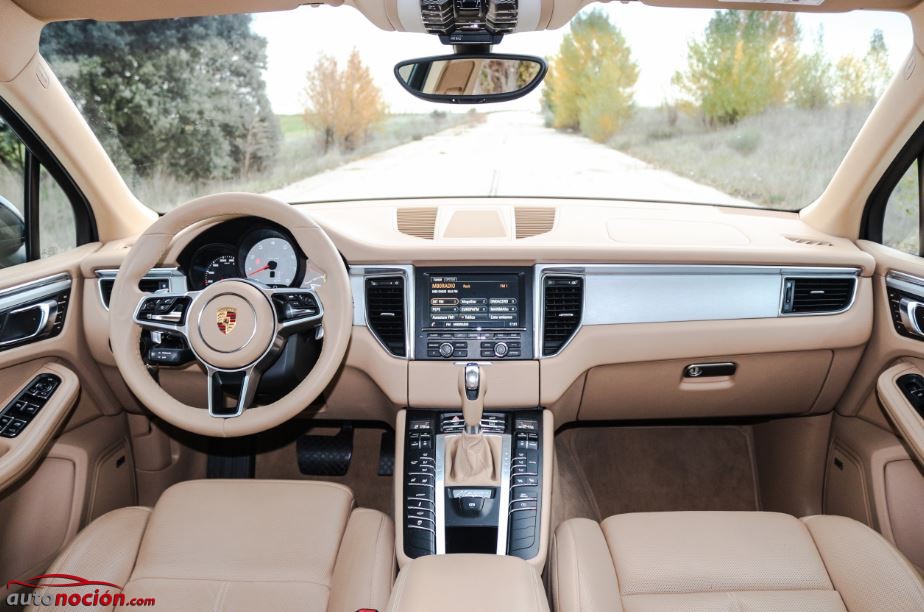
[[244, 237, 298, 287], [203, 254, 238, 286]]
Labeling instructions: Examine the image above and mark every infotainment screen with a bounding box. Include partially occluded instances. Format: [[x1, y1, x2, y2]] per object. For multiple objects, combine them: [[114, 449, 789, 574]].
[[426, 273, 521, 329]]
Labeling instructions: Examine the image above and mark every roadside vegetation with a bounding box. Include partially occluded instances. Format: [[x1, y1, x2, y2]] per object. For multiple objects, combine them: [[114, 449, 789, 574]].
[[544, 9, 896, 211], [37, 18, 473, 212]]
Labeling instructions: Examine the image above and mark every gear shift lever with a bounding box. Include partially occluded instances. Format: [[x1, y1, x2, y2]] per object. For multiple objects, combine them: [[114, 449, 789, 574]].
[[461, 363, 484, 434], [446, 362, 497, 486]]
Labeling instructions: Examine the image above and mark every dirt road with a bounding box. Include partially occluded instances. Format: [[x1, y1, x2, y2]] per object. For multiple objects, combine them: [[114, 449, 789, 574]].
[[267, 111, 752, 206]]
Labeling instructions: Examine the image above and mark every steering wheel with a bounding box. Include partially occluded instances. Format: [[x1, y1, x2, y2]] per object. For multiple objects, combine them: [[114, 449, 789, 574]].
[[108, 193, 351, 437]]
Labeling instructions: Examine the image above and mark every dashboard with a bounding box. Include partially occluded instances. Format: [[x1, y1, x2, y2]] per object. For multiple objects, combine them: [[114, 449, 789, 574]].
[[82, 200, 877, 423], [178, 218, 306, 290]]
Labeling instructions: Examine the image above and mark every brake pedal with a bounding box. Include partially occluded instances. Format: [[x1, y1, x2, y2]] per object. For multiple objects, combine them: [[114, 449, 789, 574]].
[[296, 426, 353, 476], [378, 430, 395, 476]]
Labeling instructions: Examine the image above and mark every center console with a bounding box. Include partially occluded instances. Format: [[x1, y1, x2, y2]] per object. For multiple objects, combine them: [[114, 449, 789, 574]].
[[397, 406, 550, 568], [414, 267, 534, 361]]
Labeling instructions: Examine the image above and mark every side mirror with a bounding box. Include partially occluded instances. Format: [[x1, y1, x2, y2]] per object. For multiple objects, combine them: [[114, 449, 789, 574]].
[[0, 195, 25, 268], [395, 53, 546, 104]]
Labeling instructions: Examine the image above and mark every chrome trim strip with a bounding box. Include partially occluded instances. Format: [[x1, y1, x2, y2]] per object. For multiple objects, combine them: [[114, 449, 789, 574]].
[[95, 268, 187, 311], [0, 273, 71, 314], [495, 433, 512, 556], [535, 264, 862, 358], [886, 270, 924, 296], [349, 265, 414, 359], [434, 433, 447, 555]]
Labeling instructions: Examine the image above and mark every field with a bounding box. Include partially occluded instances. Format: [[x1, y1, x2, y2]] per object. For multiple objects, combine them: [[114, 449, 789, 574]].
[[131, 111, 480, 212], [608, 104, 920, 251], [609, 105, 876, 211]]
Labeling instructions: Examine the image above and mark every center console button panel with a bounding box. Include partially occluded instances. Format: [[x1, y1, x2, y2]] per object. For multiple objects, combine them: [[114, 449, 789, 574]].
[[402, 409, 543, 561], [404, 414, 438, 558]]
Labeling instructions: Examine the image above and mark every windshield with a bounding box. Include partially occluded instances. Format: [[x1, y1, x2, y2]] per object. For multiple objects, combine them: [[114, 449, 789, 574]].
[[40, 5, 911, 213]]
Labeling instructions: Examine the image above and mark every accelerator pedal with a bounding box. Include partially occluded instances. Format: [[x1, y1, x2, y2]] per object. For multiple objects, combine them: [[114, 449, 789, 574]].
[[296, 426, 354, 476]]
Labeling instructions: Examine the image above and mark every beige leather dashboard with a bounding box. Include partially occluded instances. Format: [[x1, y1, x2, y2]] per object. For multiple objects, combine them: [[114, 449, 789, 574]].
[[77, 199, 874, 426]]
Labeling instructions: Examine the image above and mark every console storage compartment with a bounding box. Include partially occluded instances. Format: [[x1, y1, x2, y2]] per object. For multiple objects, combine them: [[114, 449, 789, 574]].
[[386, 554, 549, 612]]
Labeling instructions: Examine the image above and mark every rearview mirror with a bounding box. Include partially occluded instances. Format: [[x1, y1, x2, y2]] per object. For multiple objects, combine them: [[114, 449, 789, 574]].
[[395, 54, 546, 104]]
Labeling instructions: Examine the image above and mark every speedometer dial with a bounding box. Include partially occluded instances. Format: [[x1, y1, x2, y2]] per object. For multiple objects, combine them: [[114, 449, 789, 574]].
[[203, 254, 238, 286], [243, 237, 298, 287]]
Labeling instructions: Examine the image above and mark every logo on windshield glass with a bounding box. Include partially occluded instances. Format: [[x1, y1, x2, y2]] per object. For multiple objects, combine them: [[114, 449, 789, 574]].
[[216, 307, 237, 335]]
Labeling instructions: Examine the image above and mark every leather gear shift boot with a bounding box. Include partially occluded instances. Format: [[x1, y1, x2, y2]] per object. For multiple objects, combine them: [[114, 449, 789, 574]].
[[445, 433, 501, 486]]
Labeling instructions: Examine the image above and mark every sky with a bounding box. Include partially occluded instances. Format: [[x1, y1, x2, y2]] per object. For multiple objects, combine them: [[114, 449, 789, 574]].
[[251, 3, 914, 115]]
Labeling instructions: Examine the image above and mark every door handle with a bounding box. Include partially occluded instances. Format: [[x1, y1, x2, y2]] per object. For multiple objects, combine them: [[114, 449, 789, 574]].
[[899, 297, 924, 337], [0, 299, 57, 347]]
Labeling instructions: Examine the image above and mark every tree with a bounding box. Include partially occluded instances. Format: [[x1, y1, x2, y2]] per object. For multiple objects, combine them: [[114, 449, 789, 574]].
[[303, 50, 385, 152], [834, 29, 891, 105], [40, 16, 281, 183], [543, 10, 638, 143], [865, 29, 891, 98], [673, 10, 801, 125], [791, 29, 833, 110]]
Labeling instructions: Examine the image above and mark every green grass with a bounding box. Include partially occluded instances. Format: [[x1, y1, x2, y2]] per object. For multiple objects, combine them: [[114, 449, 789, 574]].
[[277, 114, 311, 140], [609, 105, 875, 211], [131, 111, 481, 212]]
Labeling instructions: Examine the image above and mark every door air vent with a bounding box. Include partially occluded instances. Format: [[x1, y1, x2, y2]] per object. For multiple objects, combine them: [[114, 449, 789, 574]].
[[542, 276, 583, 356], [365, 276, 407, 357], [99, 277, 171, 308], [397, 208, 438, 240], [781, 277, 856, 314], [515, 207, 556, 239]]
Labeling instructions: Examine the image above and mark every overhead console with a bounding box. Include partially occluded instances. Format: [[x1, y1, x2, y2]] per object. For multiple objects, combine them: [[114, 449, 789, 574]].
[[414, 268, 534, 361]]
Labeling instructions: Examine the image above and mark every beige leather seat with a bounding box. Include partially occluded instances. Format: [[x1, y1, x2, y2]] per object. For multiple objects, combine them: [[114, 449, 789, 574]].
[[28, 479, 394, 612], [552, 511, 924, 612]]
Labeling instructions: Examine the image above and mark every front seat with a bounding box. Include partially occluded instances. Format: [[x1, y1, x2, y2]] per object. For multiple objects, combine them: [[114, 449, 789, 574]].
[[28, 480, 395, 612], [551, 511, 924, 612]]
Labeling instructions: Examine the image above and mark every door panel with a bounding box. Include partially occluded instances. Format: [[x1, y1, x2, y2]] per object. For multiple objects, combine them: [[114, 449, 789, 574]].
[[830, 240, 924, 571], [0, 245, 141, 588]]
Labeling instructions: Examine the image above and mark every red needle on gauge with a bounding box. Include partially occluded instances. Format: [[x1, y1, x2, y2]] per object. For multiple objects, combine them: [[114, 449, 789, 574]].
[[248, 260, 277, 276]]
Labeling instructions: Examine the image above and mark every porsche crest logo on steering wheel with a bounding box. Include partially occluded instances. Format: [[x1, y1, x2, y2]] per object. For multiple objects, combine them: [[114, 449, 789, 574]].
[[216, 307, 237, 335]]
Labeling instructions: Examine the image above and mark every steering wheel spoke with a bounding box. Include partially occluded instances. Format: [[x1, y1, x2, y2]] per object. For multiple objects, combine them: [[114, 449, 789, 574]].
[[133, 293, 197, 335], [207, 366, 262, 418], [265, 287, 324, 334]]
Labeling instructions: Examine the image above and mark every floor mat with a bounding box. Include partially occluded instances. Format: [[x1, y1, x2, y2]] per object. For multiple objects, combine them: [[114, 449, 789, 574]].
[[256, 424, 393, 518], [555, 425, 760, 525]]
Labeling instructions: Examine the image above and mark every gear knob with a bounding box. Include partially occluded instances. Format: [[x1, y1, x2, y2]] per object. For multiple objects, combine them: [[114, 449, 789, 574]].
[[460, 363, 484, 434]]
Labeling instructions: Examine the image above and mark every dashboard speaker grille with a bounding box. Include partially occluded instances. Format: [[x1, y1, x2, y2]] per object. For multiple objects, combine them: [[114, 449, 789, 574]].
[[782, 277, 855, 314], [397, 208, 438, 239], [365, 276, 407, 357], [785, 236, 833, 247], [515, 207, 556, 239], [542, 276, 583, 356]]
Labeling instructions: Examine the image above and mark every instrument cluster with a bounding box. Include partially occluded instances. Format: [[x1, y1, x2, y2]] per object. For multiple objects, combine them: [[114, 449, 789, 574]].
[[182, 221, 305, 290]]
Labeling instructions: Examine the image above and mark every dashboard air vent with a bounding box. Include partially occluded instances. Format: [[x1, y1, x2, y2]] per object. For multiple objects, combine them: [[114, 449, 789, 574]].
[[397, 208, 438, 240], [542, 276, 583, 356], [781, 277, 855, 314], [99, 277, 170, 308], [515, 207, 556, 239], [365, 276, 407, 357]]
